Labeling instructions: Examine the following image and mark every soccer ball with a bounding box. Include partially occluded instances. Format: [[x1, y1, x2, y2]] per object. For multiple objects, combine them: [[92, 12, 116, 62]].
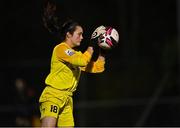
[[98, 26, 119, 50]]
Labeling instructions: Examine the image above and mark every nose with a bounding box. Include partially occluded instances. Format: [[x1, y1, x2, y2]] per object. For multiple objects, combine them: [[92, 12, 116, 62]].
[[81, 35, 83, 40]]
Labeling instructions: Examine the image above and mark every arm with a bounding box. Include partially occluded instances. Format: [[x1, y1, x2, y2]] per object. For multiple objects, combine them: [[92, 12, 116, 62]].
[[80, 53, 105, 73], [56, 44, 94, 67], [80, 26, 107, 73]]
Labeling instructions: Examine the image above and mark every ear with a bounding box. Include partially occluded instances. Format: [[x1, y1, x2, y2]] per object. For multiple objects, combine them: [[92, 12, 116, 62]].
[[66, 32, 72, 38]]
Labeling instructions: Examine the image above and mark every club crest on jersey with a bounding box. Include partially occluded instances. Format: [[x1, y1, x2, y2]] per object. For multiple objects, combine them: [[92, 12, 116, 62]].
[[65, 49, 75, 56]]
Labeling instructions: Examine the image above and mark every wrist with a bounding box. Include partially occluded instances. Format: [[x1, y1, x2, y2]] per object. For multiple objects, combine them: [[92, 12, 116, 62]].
[[87, 46, 94, 55], [98, 55, 105, 61]]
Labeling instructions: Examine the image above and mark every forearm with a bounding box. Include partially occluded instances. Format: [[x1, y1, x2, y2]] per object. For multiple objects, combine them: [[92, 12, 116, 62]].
[[80, 54, 105, 73], [68, 47, 94, 67]]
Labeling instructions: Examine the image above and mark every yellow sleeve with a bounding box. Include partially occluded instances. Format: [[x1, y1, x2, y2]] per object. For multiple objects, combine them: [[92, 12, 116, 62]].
[[56, 44, 92, 67], [80, 58, 105, 73]]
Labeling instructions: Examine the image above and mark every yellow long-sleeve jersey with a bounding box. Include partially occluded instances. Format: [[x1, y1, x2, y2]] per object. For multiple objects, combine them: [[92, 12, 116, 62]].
[[45, 42, 105, 92]]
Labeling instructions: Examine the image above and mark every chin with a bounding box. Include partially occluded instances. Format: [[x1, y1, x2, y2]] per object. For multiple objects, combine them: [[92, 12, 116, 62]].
[[76, 42, 80, 46]]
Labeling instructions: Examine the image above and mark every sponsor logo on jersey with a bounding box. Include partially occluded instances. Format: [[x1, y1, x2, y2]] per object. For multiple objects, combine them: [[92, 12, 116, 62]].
[[65, 49, 75, 56]]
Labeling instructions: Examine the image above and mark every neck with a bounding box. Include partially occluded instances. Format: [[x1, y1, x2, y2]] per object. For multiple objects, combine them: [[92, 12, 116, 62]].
[[65, 40, 74, 48]]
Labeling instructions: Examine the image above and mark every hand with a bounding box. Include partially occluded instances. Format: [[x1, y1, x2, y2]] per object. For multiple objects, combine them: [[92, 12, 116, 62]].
[[100, 48, 108, 56], [89, 36, 99, 48], [90, 37, 100, 61], [89, 25, 106, 48], [89, 25, 106, 61]]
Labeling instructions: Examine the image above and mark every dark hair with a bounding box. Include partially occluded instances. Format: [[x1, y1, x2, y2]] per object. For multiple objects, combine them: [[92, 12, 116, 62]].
[[59, 19, 81, 42], [42, 0, 61, 35]]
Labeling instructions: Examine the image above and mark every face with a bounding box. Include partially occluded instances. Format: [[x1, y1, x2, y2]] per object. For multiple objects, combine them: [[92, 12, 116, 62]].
[[67, 26, 83, 47]]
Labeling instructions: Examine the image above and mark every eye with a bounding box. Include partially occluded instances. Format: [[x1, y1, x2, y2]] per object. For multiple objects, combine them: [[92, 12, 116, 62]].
[[78, 32, 83, 36]]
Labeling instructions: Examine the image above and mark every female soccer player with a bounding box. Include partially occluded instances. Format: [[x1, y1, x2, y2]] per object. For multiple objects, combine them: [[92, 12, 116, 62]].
[[39, 19, 106, 127]]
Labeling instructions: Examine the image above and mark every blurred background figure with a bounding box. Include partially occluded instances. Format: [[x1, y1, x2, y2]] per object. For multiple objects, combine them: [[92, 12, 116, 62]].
[[13, 78, 40, 127], [13, 78, 31, 126]]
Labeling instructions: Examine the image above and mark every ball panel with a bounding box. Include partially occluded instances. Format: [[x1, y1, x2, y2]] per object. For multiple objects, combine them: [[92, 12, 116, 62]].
[[111, 28, 119, 42], [98, 26, 119, 50], [91, 25, 106, 39], [99, 42, 111, 49]]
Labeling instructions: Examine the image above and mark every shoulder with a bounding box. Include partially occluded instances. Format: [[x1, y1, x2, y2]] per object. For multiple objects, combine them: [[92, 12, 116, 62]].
[[55, 43, 76, 57], [55, 42, 68, 49], [55, 42, 69, 52]]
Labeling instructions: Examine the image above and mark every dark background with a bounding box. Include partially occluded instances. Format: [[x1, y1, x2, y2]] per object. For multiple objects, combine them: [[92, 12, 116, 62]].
[[0, 0, 179, 126]]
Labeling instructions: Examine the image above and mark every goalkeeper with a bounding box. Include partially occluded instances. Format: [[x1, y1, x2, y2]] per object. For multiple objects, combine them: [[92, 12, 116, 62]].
[[39, 19, 107, 127]]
